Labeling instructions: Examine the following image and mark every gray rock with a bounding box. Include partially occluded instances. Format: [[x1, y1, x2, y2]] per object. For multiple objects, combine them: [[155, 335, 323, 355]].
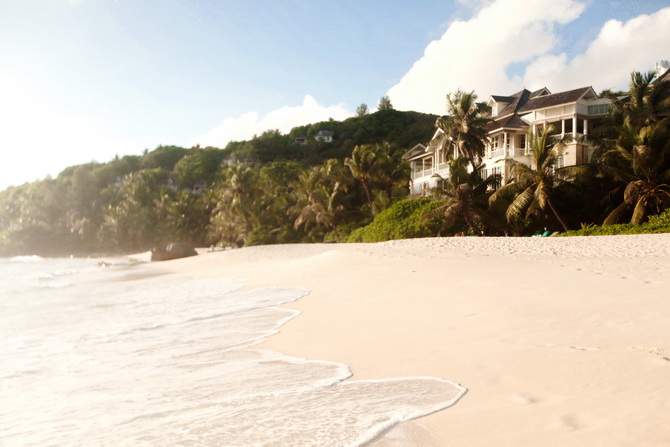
[[151, 243, 198, 261]]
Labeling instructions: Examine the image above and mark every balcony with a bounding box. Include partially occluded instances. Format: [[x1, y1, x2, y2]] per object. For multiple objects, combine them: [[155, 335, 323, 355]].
[[488, 149, 504, 159], [486, 147, 530, 159], [412, 167, 434, 179]]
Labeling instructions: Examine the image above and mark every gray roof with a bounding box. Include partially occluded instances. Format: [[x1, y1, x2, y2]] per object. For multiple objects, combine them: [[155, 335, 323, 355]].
[[491, 95, 514, 103], [518, 87, 594, 112], [488, 114, 528, 132], [402, 143, 429, 160]]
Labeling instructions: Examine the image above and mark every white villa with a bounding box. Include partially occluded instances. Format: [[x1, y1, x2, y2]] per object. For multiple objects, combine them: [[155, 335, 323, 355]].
[[404, 85, 612, 196]]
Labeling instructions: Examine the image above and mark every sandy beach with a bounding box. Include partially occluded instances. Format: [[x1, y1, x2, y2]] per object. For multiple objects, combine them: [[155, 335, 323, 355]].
[[140, 235, 670, 446]]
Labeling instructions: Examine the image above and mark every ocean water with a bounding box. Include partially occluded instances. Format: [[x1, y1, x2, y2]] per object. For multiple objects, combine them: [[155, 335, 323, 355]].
[[0, 256, 465, 446]]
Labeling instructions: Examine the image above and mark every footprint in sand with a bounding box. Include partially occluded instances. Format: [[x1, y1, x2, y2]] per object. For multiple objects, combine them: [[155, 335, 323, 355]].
[[554, 416, 582, 431], [569, 346, 600, 352], [508, 394, 539, 406], [629, 346, 663, 356]]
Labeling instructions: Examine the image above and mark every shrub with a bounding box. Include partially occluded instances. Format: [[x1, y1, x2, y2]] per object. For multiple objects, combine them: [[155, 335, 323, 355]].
[[346, 198, 444, 243], [244, 226, 276, 246], [557, 209, 670, 237]]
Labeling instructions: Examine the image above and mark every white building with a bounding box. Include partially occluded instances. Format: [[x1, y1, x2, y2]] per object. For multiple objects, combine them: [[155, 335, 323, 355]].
[[315, 130, 334, 143], [404, 86, 612, 196]]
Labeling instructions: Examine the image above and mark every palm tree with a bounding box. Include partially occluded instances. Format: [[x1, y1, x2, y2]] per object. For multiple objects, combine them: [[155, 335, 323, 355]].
[[620, 71, 670, 130], [489, 127, 572, 232], [345, 144, 377, 212], [600, 117, 670, 224], [209, 164, 260, 246], [345, 143, 409, 217], [289, 165, 343, 234], [424, 157, 499, 235], [596, 71, 670, 224], [436, 90, 491, 169]]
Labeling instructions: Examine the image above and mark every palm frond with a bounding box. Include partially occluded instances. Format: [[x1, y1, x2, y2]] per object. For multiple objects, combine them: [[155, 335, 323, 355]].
[[506, 186, 535, 221], [623, 181, 643, 205], [603, 201, 630, 225], [488, 180, 526, 205], [557, 164, 595, 182], [630, 198, 648, 225]]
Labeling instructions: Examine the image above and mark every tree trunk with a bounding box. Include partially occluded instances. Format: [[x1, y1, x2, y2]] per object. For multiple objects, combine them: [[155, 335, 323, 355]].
[[546, 196, 570, 232], [362, 181, 375, 216]]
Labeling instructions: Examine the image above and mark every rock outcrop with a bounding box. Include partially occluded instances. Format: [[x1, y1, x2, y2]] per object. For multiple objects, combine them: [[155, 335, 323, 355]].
[[151, 243, 198, 261]]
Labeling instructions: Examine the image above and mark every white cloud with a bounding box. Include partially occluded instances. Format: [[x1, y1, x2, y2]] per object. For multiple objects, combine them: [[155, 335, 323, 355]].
[[455, 0, 495, 11], [191, 95, 352, 148], [388, 0, 587, 114], [389, 0, 670, 115], [523, 7, 670, 92]]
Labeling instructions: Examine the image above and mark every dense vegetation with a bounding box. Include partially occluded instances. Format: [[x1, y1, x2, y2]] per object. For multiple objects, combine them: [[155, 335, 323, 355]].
[[346, 198, 445, 242], [0, 110, 437, 255], [557, 209, 670, 236], [1, 69, 668, 256]]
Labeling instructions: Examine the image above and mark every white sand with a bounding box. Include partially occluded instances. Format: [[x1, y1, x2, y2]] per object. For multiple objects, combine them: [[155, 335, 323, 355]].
[[139, 235, 670, 446]]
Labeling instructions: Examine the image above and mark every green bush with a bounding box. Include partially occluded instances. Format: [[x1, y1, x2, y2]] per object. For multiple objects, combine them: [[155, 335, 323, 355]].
[[346, 198, 444, 243], [324, 223, 362, 243], [557, 209, 670, 236], [244, 226, 276, 246]]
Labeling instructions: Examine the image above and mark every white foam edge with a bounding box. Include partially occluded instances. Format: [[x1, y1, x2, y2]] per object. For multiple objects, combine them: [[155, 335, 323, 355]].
[[210, 299, 306, 353], [9, 255, 45, 263], [350, 377, 468, 447], [213, 349, 355, 402]]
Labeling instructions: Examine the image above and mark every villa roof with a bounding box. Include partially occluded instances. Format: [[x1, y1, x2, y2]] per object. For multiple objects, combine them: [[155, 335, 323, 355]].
[[518, 86, 594, 112], [491, 95, 514, 103], [496, 89, 532, 117], [402, 143, 428, 160], [488, 114, 528, 132], [530, 87, 551, 98], [489, 87, 551, 117], [655, 67, 670, 84]]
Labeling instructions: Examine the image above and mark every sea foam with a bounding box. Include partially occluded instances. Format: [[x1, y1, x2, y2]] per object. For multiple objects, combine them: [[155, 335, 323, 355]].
[[0, 259, 465, 446]]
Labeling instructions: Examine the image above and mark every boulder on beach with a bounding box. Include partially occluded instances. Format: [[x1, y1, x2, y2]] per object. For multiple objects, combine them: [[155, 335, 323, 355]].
[[151, 243, 198, 261]]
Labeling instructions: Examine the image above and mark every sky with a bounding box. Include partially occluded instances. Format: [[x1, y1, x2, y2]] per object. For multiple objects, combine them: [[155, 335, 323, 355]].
[[1, 0, 669, 190]]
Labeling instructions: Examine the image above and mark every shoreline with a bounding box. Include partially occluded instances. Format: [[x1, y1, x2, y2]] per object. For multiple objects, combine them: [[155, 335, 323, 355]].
[[140, 235, 670, 446]]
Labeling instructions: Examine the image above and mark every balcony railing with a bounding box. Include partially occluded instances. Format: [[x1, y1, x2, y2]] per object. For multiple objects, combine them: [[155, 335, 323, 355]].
[[412, 168, 434, 179], [488, 149, 504, 159], [486, 148, 530, 159], [412, 163, 452, 180]]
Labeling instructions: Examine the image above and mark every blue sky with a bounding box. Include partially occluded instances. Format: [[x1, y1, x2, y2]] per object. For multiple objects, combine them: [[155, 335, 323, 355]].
[[1, 0, 669, 190]]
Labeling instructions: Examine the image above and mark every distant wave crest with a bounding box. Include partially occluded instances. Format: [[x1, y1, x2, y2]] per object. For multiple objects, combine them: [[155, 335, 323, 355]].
[[10, 255, 46, 263]]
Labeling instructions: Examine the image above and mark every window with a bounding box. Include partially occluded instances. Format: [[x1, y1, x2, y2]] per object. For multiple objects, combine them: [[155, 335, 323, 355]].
[[547, 121, 561, 136], [491, 166, 502, 189], [519, 134, 526, 149], [588, 104, 609, 115], [556, 155, 565, 169], [492, 136, 499, 149], [564, 118, 573, 134]]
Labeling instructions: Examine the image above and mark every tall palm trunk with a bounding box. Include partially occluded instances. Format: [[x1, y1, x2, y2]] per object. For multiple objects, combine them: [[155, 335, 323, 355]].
[[361, 180, 375, 216], [546, 196, 570, 232]]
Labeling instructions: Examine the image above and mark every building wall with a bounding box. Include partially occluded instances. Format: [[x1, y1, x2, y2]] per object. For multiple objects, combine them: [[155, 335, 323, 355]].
[[407, 94, 612, 193]]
